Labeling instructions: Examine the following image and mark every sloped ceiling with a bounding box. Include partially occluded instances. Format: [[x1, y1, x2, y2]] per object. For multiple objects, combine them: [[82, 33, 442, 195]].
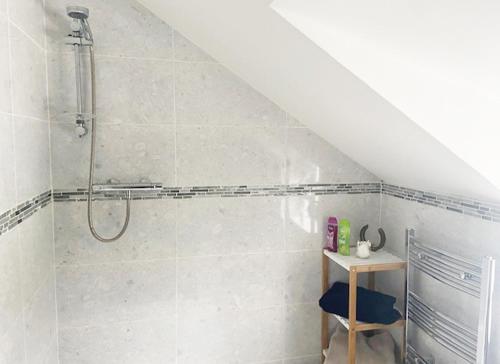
[[138, 0, 500, 201]]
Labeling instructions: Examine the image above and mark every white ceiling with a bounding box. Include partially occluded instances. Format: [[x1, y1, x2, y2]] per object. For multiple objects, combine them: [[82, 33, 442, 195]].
[[138, 0, 500, 201]]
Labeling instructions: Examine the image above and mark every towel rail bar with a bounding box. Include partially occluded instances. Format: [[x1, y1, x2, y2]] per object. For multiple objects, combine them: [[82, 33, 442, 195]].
[[405, 229, 495, 364]]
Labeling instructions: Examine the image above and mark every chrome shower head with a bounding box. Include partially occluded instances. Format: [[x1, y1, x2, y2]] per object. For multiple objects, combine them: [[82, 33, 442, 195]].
[[66, 6, 89, 20]]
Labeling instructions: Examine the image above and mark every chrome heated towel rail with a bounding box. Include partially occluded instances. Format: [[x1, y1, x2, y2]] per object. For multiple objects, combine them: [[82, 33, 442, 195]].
[[406, 229, 495, 364]]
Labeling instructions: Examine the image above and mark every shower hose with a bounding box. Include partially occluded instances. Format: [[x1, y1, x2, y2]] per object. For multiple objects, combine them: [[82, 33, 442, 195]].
[[87, 46, 130, 242]]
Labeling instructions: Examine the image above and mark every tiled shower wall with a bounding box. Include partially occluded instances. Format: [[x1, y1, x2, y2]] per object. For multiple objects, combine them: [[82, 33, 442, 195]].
[[0, 1, 58, 363], [45, 0, 380, 363]]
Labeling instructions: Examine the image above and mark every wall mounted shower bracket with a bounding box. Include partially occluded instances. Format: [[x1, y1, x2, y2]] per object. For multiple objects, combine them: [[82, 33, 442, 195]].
[[65, 34, 93, 46]]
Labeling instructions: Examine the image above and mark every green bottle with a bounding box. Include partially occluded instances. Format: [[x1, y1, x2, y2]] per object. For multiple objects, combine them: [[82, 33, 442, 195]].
[[338, 219, 351, 256]]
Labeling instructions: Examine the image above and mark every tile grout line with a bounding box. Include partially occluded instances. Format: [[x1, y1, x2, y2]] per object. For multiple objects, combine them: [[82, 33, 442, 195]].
[[172, 28, 180, 364], [42, 0, 61, 360]]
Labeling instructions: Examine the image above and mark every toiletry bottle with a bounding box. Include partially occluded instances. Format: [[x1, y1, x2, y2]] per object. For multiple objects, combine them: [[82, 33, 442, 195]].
[[325, 217, 338, 252], [338, 219, 351, 256]]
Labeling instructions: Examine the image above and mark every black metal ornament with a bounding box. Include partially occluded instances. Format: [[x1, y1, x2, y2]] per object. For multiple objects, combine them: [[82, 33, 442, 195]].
[[359, 224, 386, 252]]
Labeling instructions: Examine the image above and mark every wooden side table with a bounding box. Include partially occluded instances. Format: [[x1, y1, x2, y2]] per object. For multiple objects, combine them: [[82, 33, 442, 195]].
[[321, 248, 407, 364]]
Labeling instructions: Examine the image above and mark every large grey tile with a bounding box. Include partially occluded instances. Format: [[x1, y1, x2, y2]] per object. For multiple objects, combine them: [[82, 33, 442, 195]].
[[56, 260, 176, 327], [0, 231, 22, 337], [285, 251, 322, 304], [45, 0, 173, 58], [285, 194, 381, 251], [177, 196, 284, 256], [0, 16, 10, 113], [8, 0, 45, 47], [55, 200, 176, 265], [178, 253, 285, 310], [95, 56, 174, 125], [284, 304, 321, 357], [39, 338, 58, 364], [51, 122, 175, 189], [0, 315, 25, 364], [59, 319, 176, 364], [177, 305, 284, 364], [47, 51, 90, 122], [0, 114, 16, 212], [48, 53, 174, 124], [177, 126, 286, 186], [174, 31, 214, 62], [175, 62, 286, 126], [286, 128, 378, 184], [285, 356, 321, 364], [13, 117, 50, 202], [9, 25, 47, 120], [24, 277, 57, 364], [18, 207, 54, 304]]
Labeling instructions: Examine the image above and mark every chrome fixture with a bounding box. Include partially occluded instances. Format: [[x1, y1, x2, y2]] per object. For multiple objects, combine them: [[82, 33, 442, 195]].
[[406, 229, 495, 364], [66, 6, 162, 242]]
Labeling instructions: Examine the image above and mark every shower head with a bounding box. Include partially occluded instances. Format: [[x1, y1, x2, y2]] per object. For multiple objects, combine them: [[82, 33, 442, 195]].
[[66, 6, 93, 42], [66, 6, 89, 20]]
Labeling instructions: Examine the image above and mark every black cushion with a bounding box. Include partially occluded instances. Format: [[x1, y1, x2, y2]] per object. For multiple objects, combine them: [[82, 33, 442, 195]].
[[319, 281, 401, 324]]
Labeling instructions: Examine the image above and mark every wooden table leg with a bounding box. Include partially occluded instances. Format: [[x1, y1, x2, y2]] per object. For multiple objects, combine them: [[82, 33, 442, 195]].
[[348, 267, 358, 364], [321, 254, 330, 363]]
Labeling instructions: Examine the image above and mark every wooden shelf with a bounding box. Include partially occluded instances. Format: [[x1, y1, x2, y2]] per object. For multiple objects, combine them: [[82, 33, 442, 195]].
[[323, 248, 406, 272], [330, 312, 405, 332], [321, 248, 407, 364]]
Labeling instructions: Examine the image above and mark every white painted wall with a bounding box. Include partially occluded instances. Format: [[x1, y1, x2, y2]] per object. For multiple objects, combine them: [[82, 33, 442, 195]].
[[271, 0, 500, 196], [138, 0, 500, 201]]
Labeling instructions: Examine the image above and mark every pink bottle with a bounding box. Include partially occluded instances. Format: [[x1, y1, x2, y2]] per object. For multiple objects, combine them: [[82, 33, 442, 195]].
[[325, 217, 338, 252]]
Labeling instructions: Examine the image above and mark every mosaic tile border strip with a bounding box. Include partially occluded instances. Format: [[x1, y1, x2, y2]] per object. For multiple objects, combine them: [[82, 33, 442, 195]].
[[53, 182, 382, 202], [382, 183, 500, 223], [2, 182, 498, 236], [0, 191, 52, 236]]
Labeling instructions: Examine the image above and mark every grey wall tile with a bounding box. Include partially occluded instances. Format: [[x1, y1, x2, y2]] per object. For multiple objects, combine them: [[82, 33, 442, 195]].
[[178, 253, 285, 310], [8, 0, 45, 48], [177, 305, 284, 364], [13, 117, 50, 202], [285, 251, 322, 304], [57, 260, 176, 327], [94, 56, 174, 125], [284, 356, 322, 364], [285, 304, 321, 358], [47, 51, 90, 122], [55, 200, 176, 265], [286, 194, 381, 251], [0, 231, 22, 337], [173, 31, 215, 62], [18, 208, 54, 306], [9, 24, 47, 120], [177, 126, 286, 186], [0, 315, 25, 364], [0, 114, 16, 212], [177, 196, 284, 256], [48, 53, 174, 125], [51, 122, 175, 189], [286, 128, 378, 184], [59, 318, 176, 364], [175, 62, 286, 126], [0, 16, 10, 113], [24, 277, 57, 364], [45, 0, 173, 58]]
